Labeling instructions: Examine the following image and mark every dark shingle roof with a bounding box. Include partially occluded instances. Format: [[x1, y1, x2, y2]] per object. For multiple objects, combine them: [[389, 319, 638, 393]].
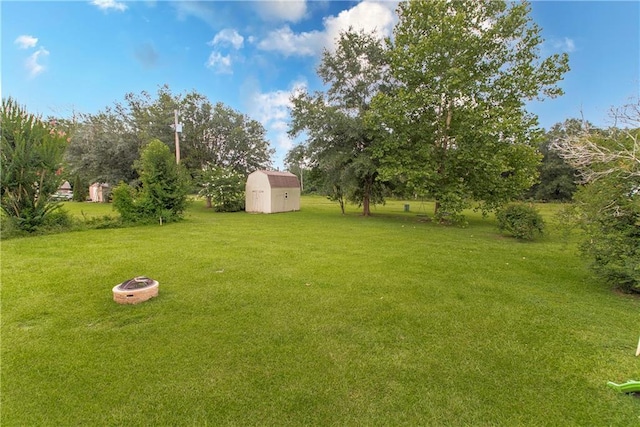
[[260, 171, 300, 188]]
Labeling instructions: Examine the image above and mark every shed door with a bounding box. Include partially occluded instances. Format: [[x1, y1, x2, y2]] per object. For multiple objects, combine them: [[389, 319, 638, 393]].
[[252, 190, 264, 212]]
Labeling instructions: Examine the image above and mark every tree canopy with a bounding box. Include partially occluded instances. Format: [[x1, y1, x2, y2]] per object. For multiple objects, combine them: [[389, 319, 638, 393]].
[[369, 0, 569, 221], [527, 119, 582, 201], [289, 30, 389, 215], [65, 86, 273, 187]]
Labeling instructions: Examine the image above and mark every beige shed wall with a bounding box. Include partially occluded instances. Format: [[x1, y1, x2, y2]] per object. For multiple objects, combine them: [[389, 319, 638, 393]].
[[245, 173, 271, 213], [270, 187, 300, 213], [245, 171, 301, 213]]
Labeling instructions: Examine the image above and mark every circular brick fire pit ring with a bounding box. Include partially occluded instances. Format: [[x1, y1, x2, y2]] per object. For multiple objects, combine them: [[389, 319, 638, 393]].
[[112, 276, 159, 304]]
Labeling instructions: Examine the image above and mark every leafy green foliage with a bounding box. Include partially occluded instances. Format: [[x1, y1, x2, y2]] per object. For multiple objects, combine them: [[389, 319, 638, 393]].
[[72, 174, 89, 202], [0, 98, 68, 232], [370, 0, 569, 222], [66, 110, 141, 185], [121, 86, 273, 175], [111, 182, 140, 223], [527, 119, 581, 201], [112, 139, 190, 223], [137, 139, 190, 218], [65, 86, 273, 188], [496, 203, 545, 240], [289, 30, 388, 216], [573, 181, 639, 293], [198, 165, 245, 212], [553, 103, 640, 293], [284, 144, 316, 194]]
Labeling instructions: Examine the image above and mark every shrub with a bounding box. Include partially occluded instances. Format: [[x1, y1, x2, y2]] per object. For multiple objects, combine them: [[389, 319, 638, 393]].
[[112, 140, 190, 224], [111, 182, 140, 223], [550, 102, 640, 293], [198, 165, 245, 212], [1, 209, 75, 239], [1, 98, 68, 232], [572, 180, 639, 293], [496, 203, 545, 240]]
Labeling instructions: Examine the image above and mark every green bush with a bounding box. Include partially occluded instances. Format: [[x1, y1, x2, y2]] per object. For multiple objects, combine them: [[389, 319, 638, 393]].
[[572, 180, 639, 293], [112, 140, 190, 224], [82, 214, 122, 230], [198, 165, 245, 212], [1, 209, 74, 239], [496, 203, 545, 240], [1, 98, 68, 232], [111, 182, 140, 223]]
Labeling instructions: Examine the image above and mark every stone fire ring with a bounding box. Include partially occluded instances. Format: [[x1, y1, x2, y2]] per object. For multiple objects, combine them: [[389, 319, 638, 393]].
[[113, 276, 159, 304]]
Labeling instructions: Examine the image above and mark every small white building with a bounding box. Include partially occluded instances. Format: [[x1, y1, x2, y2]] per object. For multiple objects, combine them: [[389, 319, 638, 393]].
[[245, 170, 300, 214], [89, 183, 110, 203], [58, 181, 72, 195]]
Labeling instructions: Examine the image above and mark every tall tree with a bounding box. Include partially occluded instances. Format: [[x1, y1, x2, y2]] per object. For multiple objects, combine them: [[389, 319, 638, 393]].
[[289, 30, 389, 216], [1, 98, 68, 231], [527, 119, 582, 201], [123, 86, 273, 176], [371, 0, 569, 221], [189, 102, 274, 176], [65, 86, 273, 188], [65, 109, 141, 185]]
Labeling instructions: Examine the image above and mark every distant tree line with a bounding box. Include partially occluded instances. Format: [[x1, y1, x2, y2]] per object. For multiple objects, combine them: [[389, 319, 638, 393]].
[[1, 85, 274, 232], [64, 85, 273, 197]]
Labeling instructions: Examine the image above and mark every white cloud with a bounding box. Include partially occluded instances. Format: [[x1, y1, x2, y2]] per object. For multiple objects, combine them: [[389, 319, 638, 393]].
[[258, 26, 322, 57], [248, 81, 307, 156], [553, 37, 576, 53], [257, 0, 398, 57], [91, 0, 128, 12], [209, 29, 244, 50], [173, 2, 217, 27], [323, 0, 398, 47], [15, 35, 38, 49], [256, 0, 307, 23], [26, 47, 50, 78], [205, 51, 232, 74]]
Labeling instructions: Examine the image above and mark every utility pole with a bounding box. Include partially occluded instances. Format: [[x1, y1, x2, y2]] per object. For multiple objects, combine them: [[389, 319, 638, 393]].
[[174, 109, 181, 164]]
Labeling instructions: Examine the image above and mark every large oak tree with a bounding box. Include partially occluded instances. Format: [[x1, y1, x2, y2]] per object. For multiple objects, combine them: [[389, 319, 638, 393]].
[[371, 0, 569, 222]]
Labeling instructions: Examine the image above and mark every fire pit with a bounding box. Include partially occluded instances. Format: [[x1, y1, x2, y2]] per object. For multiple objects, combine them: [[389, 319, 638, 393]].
[[112, 276, 159, 304]]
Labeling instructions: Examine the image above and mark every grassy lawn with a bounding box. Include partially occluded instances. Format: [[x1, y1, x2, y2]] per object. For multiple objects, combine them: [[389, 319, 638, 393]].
[[1, 196, 638, 425]]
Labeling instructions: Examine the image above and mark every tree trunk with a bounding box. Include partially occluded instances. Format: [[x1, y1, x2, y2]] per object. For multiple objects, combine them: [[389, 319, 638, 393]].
[[434, 101, 453, 218], [363, 193, 371, 216], [206, 196, 212, 209], [362, 175, 373, 216]]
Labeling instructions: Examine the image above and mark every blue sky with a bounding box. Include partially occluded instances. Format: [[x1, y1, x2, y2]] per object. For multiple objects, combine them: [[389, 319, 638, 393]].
[[2, 1, 639, 168]]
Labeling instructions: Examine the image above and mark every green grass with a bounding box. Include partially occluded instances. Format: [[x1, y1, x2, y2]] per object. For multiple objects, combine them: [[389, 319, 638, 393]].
[[2, 196, 639, 425]]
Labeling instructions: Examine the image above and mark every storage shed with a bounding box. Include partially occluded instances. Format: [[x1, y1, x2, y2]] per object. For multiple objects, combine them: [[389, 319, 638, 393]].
[[89, 183, 110, 203], [245, 170, 300, 213]]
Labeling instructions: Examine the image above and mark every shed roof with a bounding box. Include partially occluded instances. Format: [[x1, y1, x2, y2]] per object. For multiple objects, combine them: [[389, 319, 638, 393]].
[[259, 171, 300, 188]]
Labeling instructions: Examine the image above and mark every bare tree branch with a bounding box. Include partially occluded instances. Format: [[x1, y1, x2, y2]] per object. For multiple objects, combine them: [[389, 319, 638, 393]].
[[550, 100, 640, 183]]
